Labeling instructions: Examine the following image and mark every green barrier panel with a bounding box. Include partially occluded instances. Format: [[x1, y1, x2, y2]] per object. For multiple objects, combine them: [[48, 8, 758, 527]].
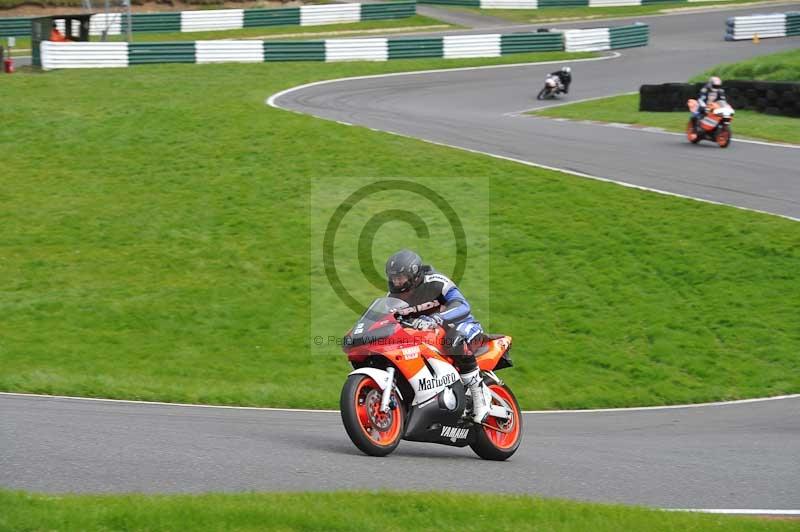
[[641, 0, 685, 4], [129, 41, 196, 64], [787, 12, 800, 36], [244, 8, 301, 28], [418, 0, 480, 6], [129, 12, 181, 33], [361, 2, 416, 21], [0, 16, 33, 37], [264, 40, 325, 61], [501, 32, 564, 53], [609, 24, 648, 49], [539, 0, 589, 7], [388, 37, 443, 58]]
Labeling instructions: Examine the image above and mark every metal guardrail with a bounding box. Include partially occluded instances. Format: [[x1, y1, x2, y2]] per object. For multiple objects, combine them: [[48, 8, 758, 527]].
[[420, 0, 683, 8], [0, 2, 416, 38], [39, 23, 649, 69], [725, 12, 800, 40]]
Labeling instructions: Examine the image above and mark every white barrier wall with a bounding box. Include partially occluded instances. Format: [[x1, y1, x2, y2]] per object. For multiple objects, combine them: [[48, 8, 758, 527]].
[[301, 4, 361, 26], [181, 9, 245, 32], [195, 40, 264, 63], [563, 28, 611, 51], [443, 34, 501, 58], [326, 38, 389, 61], [589, 0, 640, 6], [726, 13, 789, 39], [480, 0, 538, 8], [41, 41, 129, 69]]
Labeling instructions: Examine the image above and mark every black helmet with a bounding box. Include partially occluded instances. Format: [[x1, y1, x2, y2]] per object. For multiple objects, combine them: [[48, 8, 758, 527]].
[[385, 249, 423, 294]]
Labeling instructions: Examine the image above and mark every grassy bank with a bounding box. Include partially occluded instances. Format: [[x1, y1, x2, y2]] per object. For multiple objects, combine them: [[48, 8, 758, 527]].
[[1, 52, 799, 410], [2, 490, 798, 531], [691, 48, 800, 83]]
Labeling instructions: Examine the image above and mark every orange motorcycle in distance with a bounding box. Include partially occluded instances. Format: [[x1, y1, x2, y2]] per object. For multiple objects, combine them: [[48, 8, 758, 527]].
[[687, 99, 735, 148], [339, 297, 522, 460]]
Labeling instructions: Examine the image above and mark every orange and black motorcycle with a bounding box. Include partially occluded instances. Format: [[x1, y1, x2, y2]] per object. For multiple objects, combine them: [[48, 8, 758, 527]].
[[687, 99, 735, 148], [339, 297, 522, 460]]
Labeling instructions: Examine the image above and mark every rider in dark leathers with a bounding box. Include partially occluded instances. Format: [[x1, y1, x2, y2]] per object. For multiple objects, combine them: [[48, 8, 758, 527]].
[[550, 66, 572, 94], [385, 249, 490, 422], [692, 76, 727, 128]]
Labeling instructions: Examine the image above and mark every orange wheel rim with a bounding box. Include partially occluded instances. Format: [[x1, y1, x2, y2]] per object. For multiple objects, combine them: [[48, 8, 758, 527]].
[[354, 377, 402, 446], [483, 385, 521, 449]]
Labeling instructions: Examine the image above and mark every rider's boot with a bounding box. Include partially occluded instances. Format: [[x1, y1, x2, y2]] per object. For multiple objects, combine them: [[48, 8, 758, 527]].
[[461, 368, 489, 423]]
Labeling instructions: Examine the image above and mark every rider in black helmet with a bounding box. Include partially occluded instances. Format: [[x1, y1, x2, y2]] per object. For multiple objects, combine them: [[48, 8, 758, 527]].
[[385, 249, 490, 423]]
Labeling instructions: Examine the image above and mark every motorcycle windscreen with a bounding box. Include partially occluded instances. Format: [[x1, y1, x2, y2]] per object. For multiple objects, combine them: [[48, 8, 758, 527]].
[[345, 297, 407, 347]]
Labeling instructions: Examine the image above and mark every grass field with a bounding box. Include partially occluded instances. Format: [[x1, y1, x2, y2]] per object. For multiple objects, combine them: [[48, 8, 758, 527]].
[[6, 15, 452, 54], [1, 52, 799, 410], [532, 49, 800, 144], [2, 490, 799, 531], [447, 0, 777, 24]]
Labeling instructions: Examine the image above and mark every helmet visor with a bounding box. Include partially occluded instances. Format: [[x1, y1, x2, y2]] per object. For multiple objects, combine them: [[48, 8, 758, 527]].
[[389, 273, 412, 291]]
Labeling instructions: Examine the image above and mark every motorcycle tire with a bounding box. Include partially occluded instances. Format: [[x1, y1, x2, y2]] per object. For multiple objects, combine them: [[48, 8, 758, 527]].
[[536, 88, 547, 100], [469, 381, 523, 461], [716, 125, 731, 148], [340, 374, 405, 457], [686, 120, 701, 144]]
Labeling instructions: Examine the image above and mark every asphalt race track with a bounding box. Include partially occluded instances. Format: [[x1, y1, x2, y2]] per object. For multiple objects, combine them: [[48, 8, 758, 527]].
[[1, 393, 799, 510], [3, 3, 800, 513], [273, 4, 800, 219]]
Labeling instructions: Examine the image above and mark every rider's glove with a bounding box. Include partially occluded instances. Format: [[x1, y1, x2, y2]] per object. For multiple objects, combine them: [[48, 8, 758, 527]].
[[411, 315, 439, 330]]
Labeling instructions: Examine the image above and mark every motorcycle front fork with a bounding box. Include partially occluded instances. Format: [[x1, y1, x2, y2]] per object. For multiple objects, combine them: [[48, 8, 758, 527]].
[[379, 367, 396, 413]]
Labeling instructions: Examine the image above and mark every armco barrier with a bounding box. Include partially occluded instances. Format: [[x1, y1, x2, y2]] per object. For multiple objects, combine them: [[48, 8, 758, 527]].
[[128, 42, 196, 64], [0, 2, 415, 38], [38, 23, 648, 69], [609, 23, 649, 48], [0, 16, 33, 37], [640, 81, 800, 118], [725, 12, 800, 40], [388, 37, 444, 58], [559, 23, 646, 51], [421, 0, 682, 8]]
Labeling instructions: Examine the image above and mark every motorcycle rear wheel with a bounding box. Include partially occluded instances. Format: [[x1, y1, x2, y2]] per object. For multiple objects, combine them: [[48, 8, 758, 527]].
[[469, 383, 523, 461], [340, 374, 405, 457]]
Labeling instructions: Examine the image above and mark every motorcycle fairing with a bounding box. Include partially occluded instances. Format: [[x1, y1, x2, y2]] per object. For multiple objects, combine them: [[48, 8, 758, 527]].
[[403, 379, 475, 447]]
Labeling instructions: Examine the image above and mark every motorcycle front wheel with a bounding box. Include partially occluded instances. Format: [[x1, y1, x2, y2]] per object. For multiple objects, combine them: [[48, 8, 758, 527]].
[[536, 88, 548, 100], [716, 125, 731, 148], [340, 374, 405, 457], [686, 120, 701, 143], [470, 382, 523, 461]]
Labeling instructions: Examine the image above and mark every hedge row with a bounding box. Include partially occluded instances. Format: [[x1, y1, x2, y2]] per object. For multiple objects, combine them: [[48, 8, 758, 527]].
[[639, 81, 800, 118]]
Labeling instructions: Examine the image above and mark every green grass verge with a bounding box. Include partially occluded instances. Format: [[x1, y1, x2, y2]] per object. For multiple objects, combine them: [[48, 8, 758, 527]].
[[691, 48, 800, 83], [2, 490, 798, 531], [531, 93, 800, 144], [1, 52, 799, 410], [6, 15, 452, 54], [449, 0, 780, 24]]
